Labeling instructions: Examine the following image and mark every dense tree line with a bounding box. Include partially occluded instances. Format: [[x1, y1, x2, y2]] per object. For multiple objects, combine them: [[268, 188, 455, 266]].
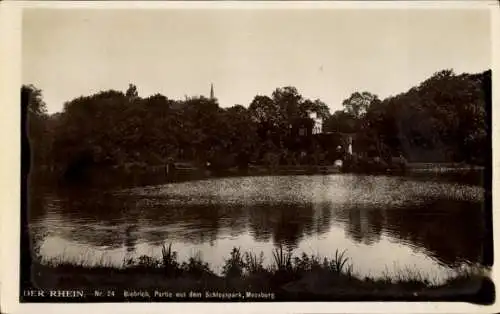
[[325, 69, 490, 165], [23, 69, 490, 182]]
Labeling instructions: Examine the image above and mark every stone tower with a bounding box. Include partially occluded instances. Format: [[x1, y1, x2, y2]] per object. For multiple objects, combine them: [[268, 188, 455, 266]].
[[210, 83, 215, 100]]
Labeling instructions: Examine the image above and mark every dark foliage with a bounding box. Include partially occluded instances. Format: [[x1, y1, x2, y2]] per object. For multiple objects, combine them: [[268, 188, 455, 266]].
[[24, 69, 490, 184]]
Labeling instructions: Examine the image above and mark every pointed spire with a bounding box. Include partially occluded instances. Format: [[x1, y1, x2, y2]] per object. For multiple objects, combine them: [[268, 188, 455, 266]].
[[210, 83, 214, 100]]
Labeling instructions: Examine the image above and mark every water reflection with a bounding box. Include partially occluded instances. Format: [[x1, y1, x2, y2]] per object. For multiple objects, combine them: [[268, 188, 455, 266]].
[[344, 208, 384, 245], [29, 174, 487, 278]]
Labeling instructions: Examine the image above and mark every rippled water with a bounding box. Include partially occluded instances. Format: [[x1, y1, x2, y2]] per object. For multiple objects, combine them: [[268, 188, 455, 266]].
[[29, 174, 487, 282]]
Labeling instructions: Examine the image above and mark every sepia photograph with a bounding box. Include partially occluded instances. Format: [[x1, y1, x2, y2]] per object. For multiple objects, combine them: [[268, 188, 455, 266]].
[[1, 1, 499, 313]]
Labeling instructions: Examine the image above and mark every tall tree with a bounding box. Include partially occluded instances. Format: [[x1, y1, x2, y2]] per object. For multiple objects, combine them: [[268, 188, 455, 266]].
[[271, 86, 304, 125], [342, 91, 379, 119], [324, 110, 358, 134], [248, 95, 280, 126], [301, 99, 331, 121], [126, 83, 139, 103], [22, 85, 49, 167], [22, 84, 47, 116]]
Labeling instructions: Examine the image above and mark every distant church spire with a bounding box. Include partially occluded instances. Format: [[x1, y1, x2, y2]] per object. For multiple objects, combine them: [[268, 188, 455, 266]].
[[210, 83, 215, 100]]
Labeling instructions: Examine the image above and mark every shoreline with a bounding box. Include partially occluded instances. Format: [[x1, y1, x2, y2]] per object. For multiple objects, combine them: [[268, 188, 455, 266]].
[[27, 246, 493, 303], [29, 162, 486, 191]]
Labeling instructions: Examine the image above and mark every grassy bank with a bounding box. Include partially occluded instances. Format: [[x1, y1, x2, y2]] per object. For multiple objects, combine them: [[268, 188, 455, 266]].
[[29, 245, 492, 302]]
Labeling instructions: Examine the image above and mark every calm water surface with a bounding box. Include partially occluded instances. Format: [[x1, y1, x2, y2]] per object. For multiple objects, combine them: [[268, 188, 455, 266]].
[[29, 174, 487, 282]]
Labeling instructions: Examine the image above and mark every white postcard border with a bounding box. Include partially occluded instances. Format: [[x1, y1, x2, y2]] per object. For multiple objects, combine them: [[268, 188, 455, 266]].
[[1, 1, 499, 313]]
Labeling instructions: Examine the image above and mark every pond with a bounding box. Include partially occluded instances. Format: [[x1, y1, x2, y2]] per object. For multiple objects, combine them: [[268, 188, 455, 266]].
[[28, 173, 488, 283]]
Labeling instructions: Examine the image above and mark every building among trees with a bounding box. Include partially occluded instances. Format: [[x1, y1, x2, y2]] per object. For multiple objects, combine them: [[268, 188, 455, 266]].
[[309, 111, 323, 135]]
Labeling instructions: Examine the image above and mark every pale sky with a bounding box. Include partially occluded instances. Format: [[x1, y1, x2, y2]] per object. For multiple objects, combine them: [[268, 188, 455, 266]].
[[22, 8, 491, 114]]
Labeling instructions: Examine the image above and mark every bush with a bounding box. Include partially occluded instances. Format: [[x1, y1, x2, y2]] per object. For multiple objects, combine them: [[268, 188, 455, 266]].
[[161, 243, 179, 275], [244, 251, 266, 275], [180, 252, 212, 277], [222, 247, 245, 277]]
